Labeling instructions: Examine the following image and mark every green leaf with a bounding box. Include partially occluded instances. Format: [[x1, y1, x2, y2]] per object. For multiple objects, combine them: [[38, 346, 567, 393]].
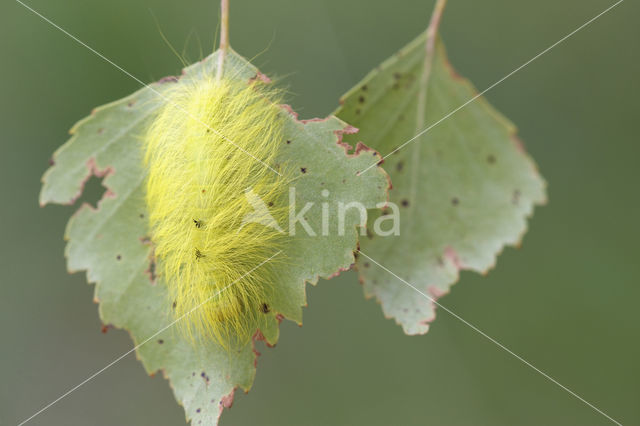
[[335, 31, 546, 335], [41, 49, 389, 424]]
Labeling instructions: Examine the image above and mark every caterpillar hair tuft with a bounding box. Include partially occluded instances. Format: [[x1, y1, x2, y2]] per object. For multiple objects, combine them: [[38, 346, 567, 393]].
[[144, 74, 289, 345]]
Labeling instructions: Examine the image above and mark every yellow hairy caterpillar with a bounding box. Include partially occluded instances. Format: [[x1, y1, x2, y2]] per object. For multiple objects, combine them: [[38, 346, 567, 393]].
[[144, 74, 289, 345]]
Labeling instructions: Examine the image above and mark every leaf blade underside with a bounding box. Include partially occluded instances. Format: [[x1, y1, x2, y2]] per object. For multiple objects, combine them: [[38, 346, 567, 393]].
[[335, 32, 546, 335], [41, 49, 389, 424]]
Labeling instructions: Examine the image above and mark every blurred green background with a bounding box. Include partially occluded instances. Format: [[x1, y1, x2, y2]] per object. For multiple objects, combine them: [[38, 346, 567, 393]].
[[1, 0, 638, 425]]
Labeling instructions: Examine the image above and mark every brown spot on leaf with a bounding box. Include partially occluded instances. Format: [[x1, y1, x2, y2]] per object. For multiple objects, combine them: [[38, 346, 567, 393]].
[[512, 189, 521, 205], [158, 75, 179, 84]]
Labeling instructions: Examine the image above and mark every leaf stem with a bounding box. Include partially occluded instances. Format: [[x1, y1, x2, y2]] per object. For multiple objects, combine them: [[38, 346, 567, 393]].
[[216, 0, 230, 80], [417, 0, 447, 129], [409, 0, 447, 217]]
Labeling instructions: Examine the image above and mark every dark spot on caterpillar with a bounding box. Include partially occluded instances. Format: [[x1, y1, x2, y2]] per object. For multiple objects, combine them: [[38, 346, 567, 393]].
[[206, 129, 211, 133], [172, 301, 177, 309], [196, 408, 201, 413], [300, 167, 307, 173], [48, 157, 55, 166], [372, 152, 377, 156], [393, 72, 402, 80], [361, 84, 368, 91], [260, 303, 270, 313], [286, 140, 291, 144], [201, 189, 206, 193], [487, 154, 496, 164], [158, 339, 164, 344], [193, 219, 203, 228], [195, 248, 205, 260], [359, 95, 365, 103], [364, 262, 370, 268], [116, 254, 122, 261], [97, 128, 104, 134], [101, 325, 110, 334], [452, 197, 459, 206], [401, 199, 409, 207], [139, 213, 144, 218], [127, 100, 136, 107], [355, 108, 361, 115], [201, 372, 205, 378], [396, 161, 404, 171], [268, 201, 274, 207]]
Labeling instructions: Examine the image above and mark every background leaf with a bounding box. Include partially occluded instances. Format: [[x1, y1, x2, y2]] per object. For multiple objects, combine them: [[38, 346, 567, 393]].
[[335, 31, 546, 335], [40, 49, 388, 424]]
